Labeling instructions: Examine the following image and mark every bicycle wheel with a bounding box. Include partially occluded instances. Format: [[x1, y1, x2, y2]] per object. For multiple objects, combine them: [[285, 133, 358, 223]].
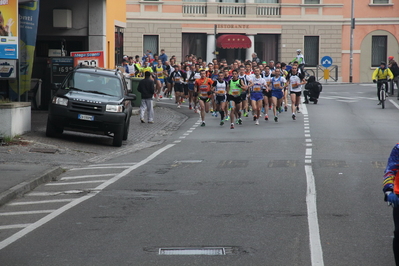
[[380, 84, 386, 109]]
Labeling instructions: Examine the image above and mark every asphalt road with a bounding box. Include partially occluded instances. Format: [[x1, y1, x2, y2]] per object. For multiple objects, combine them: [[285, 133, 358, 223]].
[[0, 83, 397, 265]]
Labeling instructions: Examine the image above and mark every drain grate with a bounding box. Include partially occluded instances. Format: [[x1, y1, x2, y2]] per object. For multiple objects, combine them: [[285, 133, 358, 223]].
[[217, 160, 248, 168], [159, 247, 225, 255], [29, 148, 58, 154], [268, 160, 297, 168]]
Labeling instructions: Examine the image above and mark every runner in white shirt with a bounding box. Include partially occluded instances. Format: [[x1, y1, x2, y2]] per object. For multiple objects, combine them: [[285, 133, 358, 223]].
[[238, 66, 253, 117], [250, 68, 268, 125], [286, 65, 306, 120]]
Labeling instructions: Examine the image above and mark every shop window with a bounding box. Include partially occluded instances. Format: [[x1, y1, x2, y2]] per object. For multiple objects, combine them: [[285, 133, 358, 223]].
[[115, 27, 124, 67], [304, 36, 319, 67], [371, 36, 387, 67], [143, 35, 159, 58]]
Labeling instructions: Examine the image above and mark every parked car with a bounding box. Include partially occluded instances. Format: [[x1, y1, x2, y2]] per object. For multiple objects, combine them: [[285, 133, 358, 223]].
[[46, 65, 136, 147]]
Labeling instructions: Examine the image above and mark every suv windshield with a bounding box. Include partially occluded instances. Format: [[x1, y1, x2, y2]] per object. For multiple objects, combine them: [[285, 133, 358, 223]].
[[63, 72, 123, 97]]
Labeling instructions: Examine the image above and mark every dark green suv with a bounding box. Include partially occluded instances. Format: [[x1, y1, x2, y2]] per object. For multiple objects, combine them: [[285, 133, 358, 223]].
[[46, 66, 136, 147]]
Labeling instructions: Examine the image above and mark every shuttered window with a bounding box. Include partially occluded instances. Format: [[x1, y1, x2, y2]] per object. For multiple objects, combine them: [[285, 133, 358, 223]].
[[304, 36, 319, 67], [304, 0, 320, 4], [143, 35, 159, 56], [371, 36, 387, 67]]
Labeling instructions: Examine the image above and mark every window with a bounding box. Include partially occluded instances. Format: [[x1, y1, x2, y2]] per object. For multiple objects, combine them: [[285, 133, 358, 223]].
[[255, 0, 278, 3], [304, 36, 319, 67], [218, 0, 245, 3], [373, 0, 389, 3], [115, 27, 124, 67], [304, 0, 320, 4], [143, 35, 159, 57], [372, 36, 387, 67]]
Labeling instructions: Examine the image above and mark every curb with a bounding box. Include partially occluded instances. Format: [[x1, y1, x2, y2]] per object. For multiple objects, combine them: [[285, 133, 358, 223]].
[[0, 166, 64, 207]]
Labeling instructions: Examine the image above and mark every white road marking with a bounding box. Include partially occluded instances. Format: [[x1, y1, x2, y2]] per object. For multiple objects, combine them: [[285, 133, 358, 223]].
[[88, 163, 137, 167], [389, 99, 399, 109], [45, 180, 108, 186], [8, 199, 74, 206], [0, 144, 175, 250], [301, 104, 324, 266], [0, 224, 31, 230], [60, 174, 116, 181], [0, 210, 55, 216], [69, 166, 131, 171]]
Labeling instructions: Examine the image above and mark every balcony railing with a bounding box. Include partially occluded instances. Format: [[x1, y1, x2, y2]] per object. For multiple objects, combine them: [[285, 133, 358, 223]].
[[218, 4, 246, 16], [256, 5, 280, 16], [182, 2, 280, 17], [182, 4, 207, 16]]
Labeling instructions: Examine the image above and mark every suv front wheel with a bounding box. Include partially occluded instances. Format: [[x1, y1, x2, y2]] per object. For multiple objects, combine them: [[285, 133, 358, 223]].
[[112, 126, 124, 147]]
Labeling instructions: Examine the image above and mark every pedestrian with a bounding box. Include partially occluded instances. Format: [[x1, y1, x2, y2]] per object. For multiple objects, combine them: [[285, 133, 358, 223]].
[[303, 76, 322, 104], [137, 71, 155, 123], [252, 53, 260, 64], [383, 143, 399, 265], [389, 59, 399, 93]]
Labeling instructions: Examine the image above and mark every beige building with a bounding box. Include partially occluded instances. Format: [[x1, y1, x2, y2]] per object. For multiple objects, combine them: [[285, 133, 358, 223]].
[[125, 0, 399, 83]]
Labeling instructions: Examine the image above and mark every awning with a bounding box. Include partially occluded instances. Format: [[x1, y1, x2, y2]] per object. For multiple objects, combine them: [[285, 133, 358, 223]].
[[216, 35, 252, 49]]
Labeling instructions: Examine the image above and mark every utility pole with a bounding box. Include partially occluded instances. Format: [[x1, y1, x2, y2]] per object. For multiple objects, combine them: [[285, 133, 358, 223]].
[[350, 0, 354, 83]]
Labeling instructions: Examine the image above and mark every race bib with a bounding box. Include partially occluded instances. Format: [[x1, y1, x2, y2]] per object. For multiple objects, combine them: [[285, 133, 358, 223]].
[[253, 85, 261, 92], [274, 83, 280, 88], [292, 83, 298, 88], [217, 90, 225, 95], [157, 72, 163, 77], [232, 90, 240, 96], [175, 77, 181, 82]]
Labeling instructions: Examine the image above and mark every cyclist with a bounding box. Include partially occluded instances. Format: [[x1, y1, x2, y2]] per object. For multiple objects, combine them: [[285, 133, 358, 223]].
[[372, 61, 394, 105], [383, 143, 399, 265], [290, 49, 305, 73]]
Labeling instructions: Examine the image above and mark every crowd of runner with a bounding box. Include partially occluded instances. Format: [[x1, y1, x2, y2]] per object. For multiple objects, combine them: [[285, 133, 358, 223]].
[[123, 49, 321, 129]]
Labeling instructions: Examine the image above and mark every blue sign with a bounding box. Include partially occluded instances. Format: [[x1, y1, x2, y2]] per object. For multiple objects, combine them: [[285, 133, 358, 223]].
[[321, 56, 333, 68]]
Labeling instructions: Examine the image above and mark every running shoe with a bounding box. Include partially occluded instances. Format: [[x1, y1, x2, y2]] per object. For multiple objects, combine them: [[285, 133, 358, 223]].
[[377, 101, 382, 105], [194, 108, 198, 113], [225, 115, 230, 121], [220, 120, 224, 126], [189, 105, 192, 110], [160, 95, 163, 99], [284, 106, 288, 112], [230, 123, 234, 129], [210, 108, 214, 113], [201, 122, 206, 127], [238, 118, 242, 125], [243, 111, 248, 117], [177, 104, 181, 108], [314, 99, 318, 104], [292, 114, 296, 120], [279, 107, 283, 113], [140, 118, 145, 123], [253, 115, 257, 121], [261, 107, 265, 113], [296, 106, 301, 113], [214, 112, 218, 117], [255, 119, 259, 125], [274, 116, 278, 122], [182, 99, 186, 103], [235, 120, 239, 124], [264, 114, 268, 121], [212, 112, 215, 117]]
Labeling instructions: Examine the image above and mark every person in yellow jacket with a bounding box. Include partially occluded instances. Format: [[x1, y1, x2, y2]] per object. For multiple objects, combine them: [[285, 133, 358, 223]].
[[372, 61, 394, 105]]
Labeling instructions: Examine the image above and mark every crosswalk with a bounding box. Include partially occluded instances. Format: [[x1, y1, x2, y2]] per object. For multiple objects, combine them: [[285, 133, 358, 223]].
[[0, 162, 138, 247]]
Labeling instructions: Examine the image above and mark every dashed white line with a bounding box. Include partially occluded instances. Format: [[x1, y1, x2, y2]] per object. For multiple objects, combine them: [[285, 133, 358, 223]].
[[45, 180, 108, 186], [0, 224, 31, 230], [0, 210, 55, 216], [8, 199, 74, 206], [60, 174, 116, 181]]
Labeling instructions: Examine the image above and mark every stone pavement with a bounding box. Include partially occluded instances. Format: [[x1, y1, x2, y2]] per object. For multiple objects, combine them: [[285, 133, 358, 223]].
[[0, 106, 187, 206]]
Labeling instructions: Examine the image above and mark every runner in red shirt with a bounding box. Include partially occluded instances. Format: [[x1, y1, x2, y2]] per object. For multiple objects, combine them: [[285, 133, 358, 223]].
[[195, 70, 214, 127]]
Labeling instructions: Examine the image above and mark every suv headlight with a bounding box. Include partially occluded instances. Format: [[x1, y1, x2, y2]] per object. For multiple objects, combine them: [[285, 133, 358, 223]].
[[106, 104, 123, 112], [52, 97, 68, 106]]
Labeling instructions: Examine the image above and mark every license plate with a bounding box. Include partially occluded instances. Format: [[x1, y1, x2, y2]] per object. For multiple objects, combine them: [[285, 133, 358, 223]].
[[78, 114, 94, 121]]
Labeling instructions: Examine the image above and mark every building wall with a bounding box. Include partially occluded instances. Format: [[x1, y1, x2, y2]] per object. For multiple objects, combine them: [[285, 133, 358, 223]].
[[106, 0, 126, 68], [125, 0, 399, 83]]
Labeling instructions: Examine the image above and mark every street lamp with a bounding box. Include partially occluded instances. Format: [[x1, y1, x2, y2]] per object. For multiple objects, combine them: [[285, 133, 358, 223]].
[[350, 0, 354, 83]]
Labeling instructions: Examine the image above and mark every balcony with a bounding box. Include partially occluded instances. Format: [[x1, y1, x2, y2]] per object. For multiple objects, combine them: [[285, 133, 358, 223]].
[[182, 2, 280, 17]]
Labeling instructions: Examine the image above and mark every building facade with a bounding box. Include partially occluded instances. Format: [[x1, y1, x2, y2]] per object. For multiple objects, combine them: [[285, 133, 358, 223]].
[[124, 0, 399, 83]]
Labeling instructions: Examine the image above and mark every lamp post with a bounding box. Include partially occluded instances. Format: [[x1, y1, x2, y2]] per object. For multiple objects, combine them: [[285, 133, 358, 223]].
[[349, 0, 354, 83]]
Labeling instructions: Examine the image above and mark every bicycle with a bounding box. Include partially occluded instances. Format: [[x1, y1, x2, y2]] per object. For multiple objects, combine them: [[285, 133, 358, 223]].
[[377, 79, 389, 109]]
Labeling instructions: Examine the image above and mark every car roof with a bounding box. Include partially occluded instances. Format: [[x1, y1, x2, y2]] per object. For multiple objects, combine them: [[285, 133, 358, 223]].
[[75, 66, 121, 78]]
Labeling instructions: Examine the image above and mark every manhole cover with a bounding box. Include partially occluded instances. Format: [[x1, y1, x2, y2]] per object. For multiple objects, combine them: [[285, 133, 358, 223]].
[[29, 148, 58, 154], [218, 160, 248, 168], [317, 160, 348, 167], [159, 247, 225, 255], [371, 161, 386, 169], [268, 160, 297, 168]]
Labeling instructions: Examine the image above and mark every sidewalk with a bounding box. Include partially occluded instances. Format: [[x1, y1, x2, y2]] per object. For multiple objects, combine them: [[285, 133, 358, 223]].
[[0, 105, 187, 206]]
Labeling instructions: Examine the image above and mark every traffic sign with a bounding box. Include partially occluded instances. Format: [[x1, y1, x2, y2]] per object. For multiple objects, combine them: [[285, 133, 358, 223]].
[[321, 56, 333, 68]]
